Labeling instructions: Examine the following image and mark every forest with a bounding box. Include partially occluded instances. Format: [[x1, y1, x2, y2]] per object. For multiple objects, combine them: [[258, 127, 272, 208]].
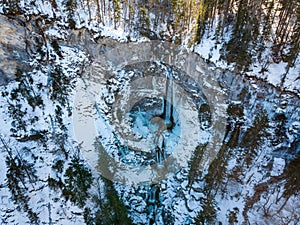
[[0, 0, 299, 224], [2, 0, 299, 73]]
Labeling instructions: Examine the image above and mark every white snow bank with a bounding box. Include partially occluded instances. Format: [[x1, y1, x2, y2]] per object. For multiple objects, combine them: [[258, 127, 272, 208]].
[[271, 157, 285, 176]]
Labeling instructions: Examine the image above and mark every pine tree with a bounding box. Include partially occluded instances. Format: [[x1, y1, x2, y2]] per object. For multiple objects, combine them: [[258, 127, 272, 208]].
[[101, 178, 133, 225], [62, 156, 93, 207], [139, 7, 150, 37], [113, 0, 122, 29], [65, 0, 77, 29], [242, 110, 269, 166], [283, 155, 300, 198]]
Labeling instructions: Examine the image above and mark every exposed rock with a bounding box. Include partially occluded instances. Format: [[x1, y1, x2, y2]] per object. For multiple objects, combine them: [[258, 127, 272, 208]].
[[0, 15, 28, 85]]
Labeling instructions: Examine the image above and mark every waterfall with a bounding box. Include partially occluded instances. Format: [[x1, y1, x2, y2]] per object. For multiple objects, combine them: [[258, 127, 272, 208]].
[[147, 67, 176, 225], [147, 185, 162, 225], [155, 138, 165, 163], [164, 68, 174, 129]]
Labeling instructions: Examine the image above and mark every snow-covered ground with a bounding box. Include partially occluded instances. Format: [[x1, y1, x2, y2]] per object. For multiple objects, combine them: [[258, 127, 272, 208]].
[[194, 24, 300, 96], [0, 1, 299, 224]]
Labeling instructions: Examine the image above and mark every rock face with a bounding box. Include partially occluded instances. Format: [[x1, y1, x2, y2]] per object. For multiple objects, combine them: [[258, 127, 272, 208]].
[[0, 15, 28, 85]]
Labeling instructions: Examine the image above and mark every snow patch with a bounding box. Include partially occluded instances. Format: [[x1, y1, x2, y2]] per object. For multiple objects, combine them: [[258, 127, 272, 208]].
[[271, 158, 285, 176]]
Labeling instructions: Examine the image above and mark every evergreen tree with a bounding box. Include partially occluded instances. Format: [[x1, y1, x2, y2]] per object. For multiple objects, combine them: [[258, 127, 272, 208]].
[[271, 113, 287, 146], [65, 0, 77, 29], [283, 155, 300, 198], [101, 178, 133, 225], [195, 197, 217, 225], [62, 156, 93, 207], [242, 110, 269, 165], [4, 141, 39, 225], [113, 0, 122, 29]]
